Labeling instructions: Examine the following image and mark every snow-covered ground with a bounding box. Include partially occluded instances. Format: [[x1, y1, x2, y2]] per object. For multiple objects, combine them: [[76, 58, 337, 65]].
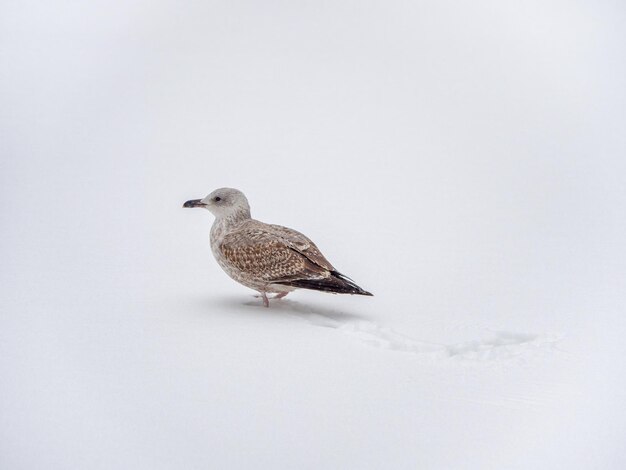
[[2, 1, 625, 468]]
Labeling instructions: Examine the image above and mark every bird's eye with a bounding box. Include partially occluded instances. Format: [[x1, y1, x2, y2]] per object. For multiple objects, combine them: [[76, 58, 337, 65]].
[[214, 197, 221, 202]]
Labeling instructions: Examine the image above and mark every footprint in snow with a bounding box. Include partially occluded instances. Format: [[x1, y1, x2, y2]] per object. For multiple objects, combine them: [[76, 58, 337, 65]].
[[281, 300, 562, 360]]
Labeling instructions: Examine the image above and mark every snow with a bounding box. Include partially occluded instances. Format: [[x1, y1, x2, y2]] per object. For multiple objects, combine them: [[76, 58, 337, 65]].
[[1, 1, 626, 468]]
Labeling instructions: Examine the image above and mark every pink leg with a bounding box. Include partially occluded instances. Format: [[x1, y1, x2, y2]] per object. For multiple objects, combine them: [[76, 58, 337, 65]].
[[273, 292, 289, 300], [261, 292, 269, 308]]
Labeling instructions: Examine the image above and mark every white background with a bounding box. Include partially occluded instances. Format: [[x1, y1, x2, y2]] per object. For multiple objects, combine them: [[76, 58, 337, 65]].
[[1, 1, 625, 468]]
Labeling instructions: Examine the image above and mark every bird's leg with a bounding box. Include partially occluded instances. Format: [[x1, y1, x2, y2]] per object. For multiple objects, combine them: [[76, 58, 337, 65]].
[[261, 292, 270, 308], [273, 292, 289, 300]]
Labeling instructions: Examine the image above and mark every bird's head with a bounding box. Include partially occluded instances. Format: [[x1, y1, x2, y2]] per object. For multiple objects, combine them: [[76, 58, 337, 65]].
[[183, 187, 251, 219]]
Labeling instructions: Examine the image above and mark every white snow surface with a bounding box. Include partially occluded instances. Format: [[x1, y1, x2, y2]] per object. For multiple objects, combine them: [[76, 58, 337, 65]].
[[1, 1, 625, 469]]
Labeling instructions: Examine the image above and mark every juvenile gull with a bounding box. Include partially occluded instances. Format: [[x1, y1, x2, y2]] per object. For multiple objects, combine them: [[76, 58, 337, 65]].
[[183, 188, 373, 307]]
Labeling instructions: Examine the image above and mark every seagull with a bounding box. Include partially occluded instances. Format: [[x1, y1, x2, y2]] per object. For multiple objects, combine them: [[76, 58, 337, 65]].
[[183, 188, 373, 307]]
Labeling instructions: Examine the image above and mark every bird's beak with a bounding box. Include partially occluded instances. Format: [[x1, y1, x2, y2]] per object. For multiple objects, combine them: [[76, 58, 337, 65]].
[[183, 199, 207, 208]]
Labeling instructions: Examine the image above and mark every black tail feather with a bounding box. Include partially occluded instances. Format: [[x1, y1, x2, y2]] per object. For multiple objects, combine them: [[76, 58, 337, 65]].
[[278, 271, 373, 296]]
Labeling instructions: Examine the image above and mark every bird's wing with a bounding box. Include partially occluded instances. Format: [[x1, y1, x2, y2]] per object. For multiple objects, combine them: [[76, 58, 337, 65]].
[[219, 220, 333, 283], [265, 223, 335, 271]]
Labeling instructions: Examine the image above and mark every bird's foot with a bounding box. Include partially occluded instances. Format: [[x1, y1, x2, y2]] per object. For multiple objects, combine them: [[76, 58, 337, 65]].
[[253, 292, 287, 306]]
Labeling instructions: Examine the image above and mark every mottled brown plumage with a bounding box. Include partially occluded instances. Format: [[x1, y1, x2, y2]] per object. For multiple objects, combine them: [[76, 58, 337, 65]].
[[184, 188, 373, 307], [220, 221, 334, 282]]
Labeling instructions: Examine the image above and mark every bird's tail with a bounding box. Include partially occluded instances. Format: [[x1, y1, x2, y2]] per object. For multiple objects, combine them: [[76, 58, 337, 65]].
[[278, 271, 373, 296]]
